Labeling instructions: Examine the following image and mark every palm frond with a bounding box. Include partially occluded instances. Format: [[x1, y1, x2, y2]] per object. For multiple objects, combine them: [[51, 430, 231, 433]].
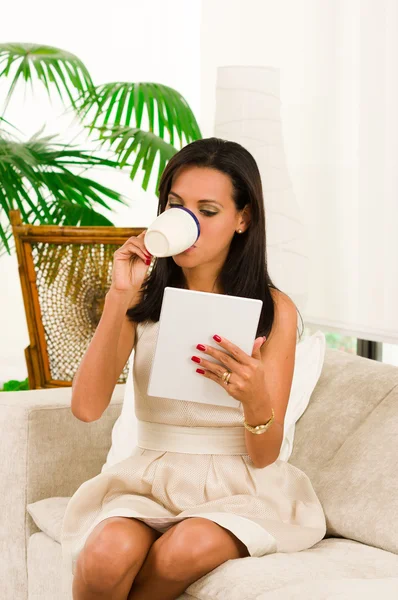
[[96, 125, 178, 192], [0, 115, 20, 134], [0, 126, 127, 255], [0, 43, 94, 111], [78, 82, 201, 148], [25, 196, 116, 227]]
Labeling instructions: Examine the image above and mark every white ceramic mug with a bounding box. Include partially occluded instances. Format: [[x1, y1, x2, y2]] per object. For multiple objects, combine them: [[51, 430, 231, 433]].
[[144, 207, 200, 257]]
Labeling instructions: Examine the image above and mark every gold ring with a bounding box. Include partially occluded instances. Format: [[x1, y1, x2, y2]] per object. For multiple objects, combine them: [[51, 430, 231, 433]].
[[222, 370, 231, 384]]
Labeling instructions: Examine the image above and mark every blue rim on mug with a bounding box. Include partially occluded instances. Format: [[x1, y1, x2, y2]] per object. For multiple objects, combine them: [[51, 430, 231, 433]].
[[172, 206, 201, 244]]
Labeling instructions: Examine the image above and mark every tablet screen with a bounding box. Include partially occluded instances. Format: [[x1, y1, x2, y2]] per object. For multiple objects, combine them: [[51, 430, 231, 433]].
[[147, 287, 263, 407]]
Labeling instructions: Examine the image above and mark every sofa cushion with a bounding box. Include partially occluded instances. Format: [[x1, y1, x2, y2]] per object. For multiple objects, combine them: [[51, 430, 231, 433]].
[[28, 536, 398, 600], [289, 349, 398, 554], [185, 537, 398, 600], [26, 498, 398, 600], [316, 384, 398, 555], [28, 532, 73, 600], [258, 578, 398, 600]]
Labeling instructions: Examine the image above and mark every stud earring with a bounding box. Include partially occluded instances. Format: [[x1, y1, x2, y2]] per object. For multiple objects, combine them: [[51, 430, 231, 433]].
[[237, 229, 243, 234]]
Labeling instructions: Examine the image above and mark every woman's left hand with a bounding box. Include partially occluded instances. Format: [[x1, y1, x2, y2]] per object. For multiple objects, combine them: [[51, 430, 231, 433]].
[[191, 334, 266, 407]]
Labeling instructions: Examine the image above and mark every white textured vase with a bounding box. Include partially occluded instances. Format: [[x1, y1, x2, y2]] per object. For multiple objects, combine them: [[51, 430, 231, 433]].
[[214, 66, 308, 313]]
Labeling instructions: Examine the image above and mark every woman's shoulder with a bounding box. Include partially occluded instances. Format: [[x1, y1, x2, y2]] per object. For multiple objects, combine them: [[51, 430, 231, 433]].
[[269, 287, 297, 313]]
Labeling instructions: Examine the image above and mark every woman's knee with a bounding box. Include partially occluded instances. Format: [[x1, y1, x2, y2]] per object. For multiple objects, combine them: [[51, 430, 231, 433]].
[[149, 518, 226, 582], [77, 516, 159, 591]]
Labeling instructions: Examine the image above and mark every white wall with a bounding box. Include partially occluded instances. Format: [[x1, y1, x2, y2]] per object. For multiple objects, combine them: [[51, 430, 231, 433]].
[[0, 0, 201, 383], [200, 0, 323, 137]]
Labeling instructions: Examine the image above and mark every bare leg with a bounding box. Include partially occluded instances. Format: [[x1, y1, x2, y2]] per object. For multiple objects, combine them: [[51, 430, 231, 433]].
[[72, 516, 162, 600], [128, 569, 202, 600], [73, 558, 142, 600], [128, 518, 249, 600]]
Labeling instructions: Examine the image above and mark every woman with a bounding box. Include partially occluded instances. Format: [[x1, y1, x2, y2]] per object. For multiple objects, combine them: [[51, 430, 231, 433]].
[[61, 137, 326, 600]]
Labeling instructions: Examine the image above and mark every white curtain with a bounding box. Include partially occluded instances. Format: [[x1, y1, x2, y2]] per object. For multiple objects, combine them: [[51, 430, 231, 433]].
[[300, 0, 398, 345], [211, 0, 398, 345]]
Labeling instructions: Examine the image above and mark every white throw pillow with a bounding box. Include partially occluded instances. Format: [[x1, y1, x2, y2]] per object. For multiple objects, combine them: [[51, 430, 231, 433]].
[[101, 330, 326, 472], [278, 330, 325, 461], [27, 496, 70, 543]]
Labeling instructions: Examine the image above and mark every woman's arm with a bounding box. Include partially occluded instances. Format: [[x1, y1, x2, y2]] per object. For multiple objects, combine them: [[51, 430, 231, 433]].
[[71, 287, 141, 422]]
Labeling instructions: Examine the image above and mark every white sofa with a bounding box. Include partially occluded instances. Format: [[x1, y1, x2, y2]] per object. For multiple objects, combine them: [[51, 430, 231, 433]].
[[1, 347, 398, 599]]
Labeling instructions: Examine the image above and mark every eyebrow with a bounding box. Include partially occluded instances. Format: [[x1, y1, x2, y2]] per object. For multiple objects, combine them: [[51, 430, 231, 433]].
[[168, 191, 223, 207]]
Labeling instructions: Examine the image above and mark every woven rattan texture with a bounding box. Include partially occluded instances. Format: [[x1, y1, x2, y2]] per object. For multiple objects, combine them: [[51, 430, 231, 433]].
[[31, 241, 129, 383]]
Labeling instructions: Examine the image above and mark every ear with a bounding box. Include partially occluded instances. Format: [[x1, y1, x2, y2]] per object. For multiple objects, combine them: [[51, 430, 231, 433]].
[[238, 204, 251, 231]]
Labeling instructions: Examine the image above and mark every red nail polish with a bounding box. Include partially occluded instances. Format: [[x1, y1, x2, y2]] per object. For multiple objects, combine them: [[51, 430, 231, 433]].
[[196, 368, 205, 374], [145, 258, 151, 265], [196, 344, 206, 351], [191, 356, 201, 363], [213, 335, 221, 343]]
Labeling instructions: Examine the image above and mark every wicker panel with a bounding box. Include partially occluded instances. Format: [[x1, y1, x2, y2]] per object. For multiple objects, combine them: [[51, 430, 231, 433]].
[[9, 209, 142, 389], [30, 241, 129, 384]]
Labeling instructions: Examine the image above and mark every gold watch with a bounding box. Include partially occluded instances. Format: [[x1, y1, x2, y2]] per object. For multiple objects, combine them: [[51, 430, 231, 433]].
[[243, 408, 275, 435]]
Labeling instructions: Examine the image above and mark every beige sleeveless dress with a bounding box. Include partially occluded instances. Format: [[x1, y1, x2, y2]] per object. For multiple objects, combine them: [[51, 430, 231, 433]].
[[61, 319, 326, 576]]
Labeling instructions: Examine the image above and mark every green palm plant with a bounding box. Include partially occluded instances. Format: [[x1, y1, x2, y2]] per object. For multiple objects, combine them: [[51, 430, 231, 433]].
[[77, 81, 202, 191], [0, 43, 94, 110], [0, 124, 127, 254], [0, 43, 202, 256]]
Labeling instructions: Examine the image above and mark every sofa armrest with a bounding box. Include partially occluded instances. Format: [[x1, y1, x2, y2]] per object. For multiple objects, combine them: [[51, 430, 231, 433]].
[[0, 384, 123, 597]]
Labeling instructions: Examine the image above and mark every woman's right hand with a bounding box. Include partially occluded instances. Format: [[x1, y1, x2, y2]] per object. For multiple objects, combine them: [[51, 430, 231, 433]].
[[110, 230, 153, 295]]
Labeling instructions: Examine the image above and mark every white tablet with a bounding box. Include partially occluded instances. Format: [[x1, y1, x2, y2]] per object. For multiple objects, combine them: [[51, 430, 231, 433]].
[[147, 287, 263, 408]]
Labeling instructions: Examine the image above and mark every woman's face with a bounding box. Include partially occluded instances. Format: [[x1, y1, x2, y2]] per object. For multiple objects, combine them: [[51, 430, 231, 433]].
[[165, 165, 249, 267]]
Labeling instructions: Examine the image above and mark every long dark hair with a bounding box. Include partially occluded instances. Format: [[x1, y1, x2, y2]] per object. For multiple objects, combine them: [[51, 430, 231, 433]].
[[127, 137, 303, 341]]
